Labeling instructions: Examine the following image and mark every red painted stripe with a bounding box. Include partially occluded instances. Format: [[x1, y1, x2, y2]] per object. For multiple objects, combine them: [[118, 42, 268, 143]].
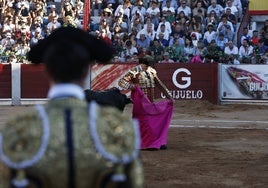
[[248, 10, 268, 15], [91, 64, 137, 90]]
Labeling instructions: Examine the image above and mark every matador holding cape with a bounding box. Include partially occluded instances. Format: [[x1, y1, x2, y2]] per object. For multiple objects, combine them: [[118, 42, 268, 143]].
[[118, 55, 174, 150]]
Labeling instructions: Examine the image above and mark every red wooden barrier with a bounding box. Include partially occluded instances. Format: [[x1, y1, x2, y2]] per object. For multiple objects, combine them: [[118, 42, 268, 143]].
[[21, 64, 50, 98], [0, 63, 218, 104], [0, 64, 11, 98]]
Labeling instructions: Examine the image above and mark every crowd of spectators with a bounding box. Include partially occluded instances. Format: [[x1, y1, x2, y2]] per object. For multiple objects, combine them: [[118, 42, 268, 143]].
[[0, 0, 83, 63], [0, 0, 267, 64]]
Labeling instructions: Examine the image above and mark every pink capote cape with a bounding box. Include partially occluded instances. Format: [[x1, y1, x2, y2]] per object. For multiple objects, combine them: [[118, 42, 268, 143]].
[[131, 86, 174, 149]]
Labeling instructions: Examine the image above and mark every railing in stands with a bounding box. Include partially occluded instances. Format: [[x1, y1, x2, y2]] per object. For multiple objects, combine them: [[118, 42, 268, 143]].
[[237, 10, 250, 48]]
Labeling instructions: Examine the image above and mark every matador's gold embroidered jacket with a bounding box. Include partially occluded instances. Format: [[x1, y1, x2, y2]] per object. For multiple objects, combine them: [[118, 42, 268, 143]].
[[0, 98, 143, 188], [118, 65, 172, 102]]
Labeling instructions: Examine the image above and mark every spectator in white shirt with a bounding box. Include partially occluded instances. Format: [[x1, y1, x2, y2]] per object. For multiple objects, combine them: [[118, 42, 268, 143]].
[[225, 44, 240, 64], [155, 24, 170, 40], [46, 16, 61, 33], [156, 16, 172, 35], [217, 14, 234, 33], [232, 0, 243, 20], [2, 17, 15, 34], [137, 23, 156, 41], [1, 32, 16, 50], [114, 0, 132, 19], [203, 23, 217, 46], [120, 40, 138, 62], [224, 40, 238, 56], [146, 0, 160, 29], [131, 0, 146, 17], [207, 0, 224, 18], [190, 32, 201, 47], [162, 0, 178, 10], [131, 10, 145, 25], [143, 17, 155, 31], [177, 0, 192, 17], [224, 0, 238, 21], [239, 39, 254, 63], [162, 0, 176, 17]]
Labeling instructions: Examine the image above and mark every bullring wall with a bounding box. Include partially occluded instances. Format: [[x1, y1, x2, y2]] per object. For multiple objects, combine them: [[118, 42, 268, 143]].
[[0, 62, 253, 105]]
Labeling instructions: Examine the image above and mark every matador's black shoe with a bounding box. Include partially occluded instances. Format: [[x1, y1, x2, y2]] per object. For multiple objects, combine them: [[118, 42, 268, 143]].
[[160, 145, 168, 150]]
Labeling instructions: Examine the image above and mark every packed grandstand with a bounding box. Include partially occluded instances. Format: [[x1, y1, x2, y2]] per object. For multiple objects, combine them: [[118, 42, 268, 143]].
[[0, 0, 267, 64]]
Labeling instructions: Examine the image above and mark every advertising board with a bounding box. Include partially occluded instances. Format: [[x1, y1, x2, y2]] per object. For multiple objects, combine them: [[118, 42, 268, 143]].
[[220, 64, 268, 100], [91, 63, 218, 103]]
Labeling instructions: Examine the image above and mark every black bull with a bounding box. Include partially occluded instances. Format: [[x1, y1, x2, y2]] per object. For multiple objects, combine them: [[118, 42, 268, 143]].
[[84, 88, 132, 111]]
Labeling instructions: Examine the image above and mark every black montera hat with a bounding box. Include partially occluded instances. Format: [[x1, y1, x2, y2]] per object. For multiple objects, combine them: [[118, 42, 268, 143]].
[[27, 26, 114, 64], [139, 55, 155, 66]]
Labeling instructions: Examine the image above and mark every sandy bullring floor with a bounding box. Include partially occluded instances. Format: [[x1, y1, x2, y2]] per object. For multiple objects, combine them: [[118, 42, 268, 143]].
[[1, 100, 268, 187]]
